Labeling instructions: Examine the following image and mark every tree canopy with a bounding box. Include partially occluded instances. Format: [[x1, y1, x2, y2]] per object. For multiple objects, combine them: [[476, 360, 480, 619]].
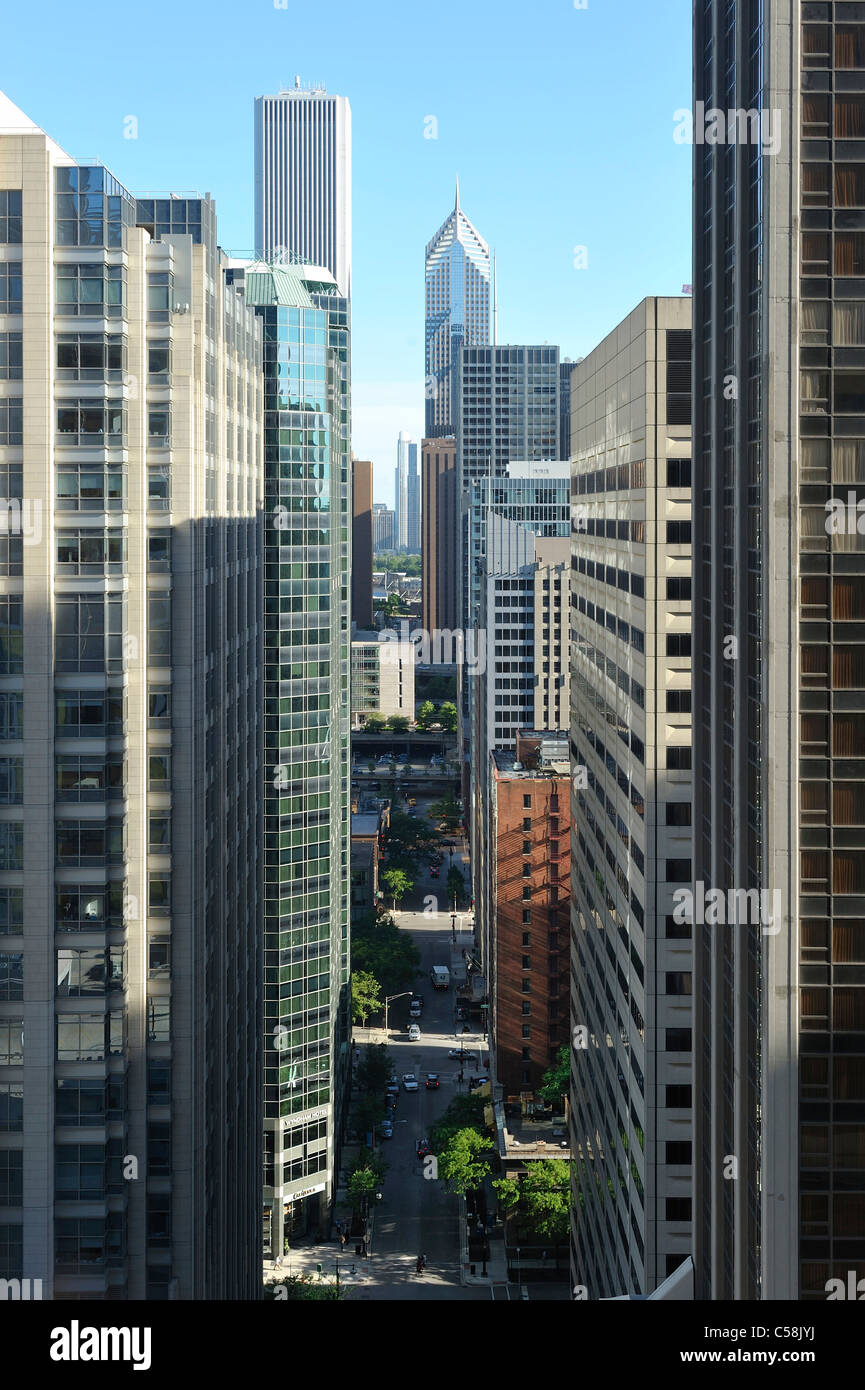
[[493, 1160, 572, 1242], [351, 971, 382, 1027], [351, 909, 421, 997], [538, 1044, 570, 1110]]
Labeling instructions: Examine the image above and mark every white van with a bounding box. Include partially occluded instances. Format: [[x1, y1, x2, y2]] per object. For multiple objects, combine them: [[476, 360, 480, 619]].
[[430, 965, 450, 990]]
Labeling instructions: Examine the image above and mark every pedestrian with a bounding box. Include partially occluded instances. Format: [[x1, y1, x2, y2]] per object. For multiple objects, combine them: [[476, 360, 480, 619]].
[[340, 1233, 346, 1247]]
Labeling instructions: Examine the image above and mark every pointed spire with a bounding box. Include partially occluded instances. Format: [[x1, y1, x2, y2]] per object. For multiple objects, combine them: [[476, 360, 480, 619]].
[[455, 174, 460, 213]]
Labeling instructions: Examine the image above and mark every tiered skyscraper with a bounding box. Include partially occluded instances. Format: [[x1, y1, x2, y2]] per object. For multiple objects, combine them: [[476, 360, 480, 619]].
[[424, 182, 490, 438], [0, 92, 263, 1298]]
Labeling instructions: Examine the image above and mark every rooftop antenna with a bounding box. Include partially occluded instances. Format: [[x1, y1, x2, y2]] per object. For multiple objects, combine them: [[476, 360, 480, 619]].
[[294, 75, 301, 89], [455, 174, 460, 213]]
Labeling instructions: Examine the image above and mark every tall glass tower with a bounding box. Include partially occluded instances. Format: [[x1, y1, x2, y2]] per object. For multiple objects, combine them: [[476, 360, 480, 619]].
[[424, 181, 490, 438], [228, 258, 351, 1255]]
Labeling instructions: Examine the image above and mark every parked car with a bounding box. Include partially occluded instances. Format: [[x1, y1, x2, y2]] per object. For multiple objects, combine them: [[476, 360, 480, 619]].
[[409, 1001, 422, 1018], [380, 1118, 394, 1139], [468, 1075, 489, 1092], [383, 1091, 397, 1110], [386, 1079, 399, 1095], [402, 1073, 419, 1092], [425, 1073, 440, 1090], [408, 1023, 421, 1041]]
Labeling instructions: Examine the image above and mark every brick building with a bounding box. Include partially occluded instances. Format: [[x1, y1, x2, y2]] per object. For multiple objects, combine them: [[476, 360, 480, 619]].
[[488, 733, 571, 1096]]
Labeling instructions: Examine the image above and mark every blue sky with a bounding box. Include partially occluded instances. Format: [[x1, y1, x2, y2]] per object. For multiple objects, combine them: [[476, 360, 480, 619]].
[[4, 0, 692, 506]]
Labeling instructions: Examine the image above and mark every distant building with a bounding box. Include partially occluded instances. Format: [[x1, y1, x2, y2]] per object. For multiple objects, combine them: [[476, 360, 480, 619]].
[[351, 630, 415, 727], [421, 436, 458, 634], [394, 432, 419, 553], [352, 459, 374, 627], [560, 358, 576, 459], [373, 504, 395, 552], [487, 735, 571, 1096], [254, 84, 351, 297], [425, 181, 490, 438]]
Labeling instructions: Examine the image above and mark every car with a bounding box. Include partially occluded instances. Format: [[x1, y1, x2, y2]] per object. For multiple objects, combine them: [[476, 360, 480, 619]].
[[416, 1138, 432, 1159], [429, 867, 440, 879], [408, 798, 417, 808], [386, 1079, 399, 1095], [383, 1091, 397, 1110], [408, 1023, 421, 1041], [447, 1048, 467, 1060], [425, 1073, 440, 1090], [402, 1073, 419, 1092], [380, 1119, 394, 1139], [409, 1001, 422, 1018]]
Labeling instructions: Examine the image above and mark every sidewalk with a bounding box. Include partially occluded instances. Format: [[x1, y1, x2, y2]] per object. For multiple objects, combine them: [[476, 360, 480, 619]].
[[458, 1195, 508, 1288]]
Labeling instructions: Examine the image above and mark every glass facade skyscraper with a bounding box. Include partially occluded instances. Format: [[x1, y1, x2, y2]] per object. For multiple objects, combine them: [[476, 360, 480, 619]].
[[230, 260, 351, 1256], [425, 183, 490, 438]]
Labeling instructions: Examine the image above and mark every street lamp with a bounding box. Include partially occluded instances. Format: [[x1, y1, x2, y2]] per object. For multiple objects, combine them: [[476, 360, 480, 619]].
[[383, 991, 412, 1035]]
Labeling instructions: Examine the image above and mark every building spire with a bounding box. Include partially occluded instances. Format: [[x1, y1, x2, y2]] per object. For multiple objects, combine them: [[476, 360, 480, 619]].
[[455, 174, 460, 213]]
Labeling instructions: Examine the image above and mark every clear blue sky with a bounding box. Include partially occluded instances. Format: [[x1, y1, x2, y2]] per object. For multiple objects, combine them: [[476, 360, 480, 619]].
[[4, 0, 692, 506]]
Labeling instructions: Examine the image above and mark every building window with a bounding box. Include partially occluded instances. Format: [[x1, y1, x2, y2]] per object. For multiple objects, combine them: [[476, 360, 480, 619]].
[[0, 953, 23, 1000], [0, 192, 22, 245], [665, 1028, 692, 1053], [0, 1150, 23, 1203], [0, 1082, 22, 1131], [665, 972, 693, 996], [0, 333, 22, 380], [665, 1084, 692, 1108], [521, 1024, 531, 1038], [0, 263, 22, 313], [665, 1197, 692, 1222], [0, 1019, 23, 1064]]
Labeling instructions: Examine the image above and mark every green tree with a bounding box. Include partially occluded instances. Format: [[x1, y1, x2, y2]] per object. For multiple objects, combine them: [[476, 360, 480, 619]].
[[364, 712, 387, 732], [493, 1160, 572, 1242], [438, 1127, 495, 1194], [265, 1275, 346, 1301], [382, 867, 412, 910], [430, 794, 461, 830], [351, 909, 421, 998], [351, 972, 382, 1027], [387, 714, 410, 733], [429, 1092, 489, 1153], [446, 865, 465, 907], [347, 1166, 378, 1213], [386, 810, 440, 862], [538, 1044, 570, 1110], [415, 699, 436, 730], [437, 700, 458, 732], [355, 1042, 392, 1094]]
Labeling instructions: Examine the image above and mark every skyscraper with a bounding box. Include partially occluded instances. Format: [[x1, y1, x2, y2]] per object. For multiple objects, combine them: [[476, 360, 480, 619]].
[[691, 0, 865, 1303], [425, 182, 490, 438], [254, 85, 352, 297], [0, 92, 264, 1299], [421, 437, 458, 634], [227, 257, 351, 1258], [394, 431, 419, 552], [352, 458, 374, 628], [569, 297, 693, 1299]]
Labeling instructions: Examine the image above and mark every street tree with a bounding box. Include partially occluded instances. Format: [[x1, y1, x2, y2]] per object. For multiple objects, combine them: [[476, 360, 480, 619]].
[[351, 972, 382, 1028], [437, 1127, 495, 1194], [415, 700, 436, 730], [437, 700, 458, 732], [493, 1160, 572, 1242], [363, 712, 387, 732], [446, 865, 465, 907], [347, 1166, 378, 1213], [355, 1042, 393, 1094], [382, 866, 412, 910], [538, 1044, 570, 1110], [351, 909, 421, 997], [387, 714, 410, 733]]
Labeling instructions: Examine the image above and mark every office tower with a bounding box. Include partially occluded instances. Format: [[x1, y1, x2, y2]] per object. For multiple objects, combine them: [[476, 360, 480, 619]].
[[464, 462, 571, 643], [487, 734, 571, 1095], [352, 459, 373, 628], [456, 345, 561, 494], [350, 630, 415, 727], [0, 93, 264, 1299], [569, 297, 693, 1299], [560, 359, 576, 460], [394, 432, 419, 552], [692, 1, 865, 1303], [467, 467, 570, 987], [421, 437, 458, 634], [228, 257, 351, 1255], [425, 182, 490, 438], [372, 504, 395, 552], [254, 85, 352, 297]]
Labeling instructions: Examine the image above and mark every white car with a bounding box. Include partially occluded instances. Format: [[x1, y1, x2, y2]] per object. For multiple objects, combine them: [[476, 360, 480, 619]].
[[408, 1023, 421, 1041], [402, 1073, 419, 1092]]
